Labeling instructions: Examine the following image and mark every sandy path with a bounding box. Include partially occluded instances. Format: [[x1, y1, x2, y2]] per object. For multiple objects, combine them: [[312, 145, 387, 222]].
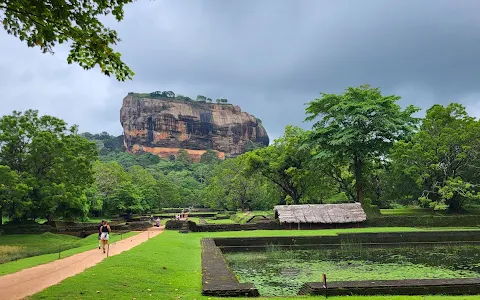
[[0, 227, 163, 300]]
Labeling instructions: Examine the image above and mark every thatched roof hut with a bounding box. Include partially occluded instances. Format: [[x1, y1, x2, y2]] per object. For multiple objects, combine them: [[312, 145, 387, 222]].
[[274, 203, 366, 229]]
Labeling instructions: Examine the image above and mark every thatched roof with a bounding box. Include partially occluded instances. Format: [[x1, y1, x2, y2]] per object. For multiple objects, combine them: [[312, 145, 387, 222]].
[[274, 203, 366, 224]]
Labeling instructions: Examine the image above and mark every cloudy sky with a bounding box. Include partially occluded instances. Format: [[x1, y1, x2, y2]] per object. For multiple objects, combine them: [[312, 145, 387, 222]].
[[1, 0, 479, 141]]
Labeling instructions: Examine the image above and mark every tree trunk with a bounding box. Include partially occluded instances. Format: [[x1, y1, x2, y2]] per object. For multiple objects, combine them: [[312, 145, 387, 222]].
[[354, 155, 365, 206], [292, 192, 300, 205], [447, 197, 465, 213]]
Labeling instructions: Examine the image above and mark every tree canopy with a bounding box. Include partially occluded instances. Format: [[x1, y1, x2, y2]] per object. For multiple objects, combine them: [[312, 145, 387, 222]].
[[0, 110, 98, 222], [0, 0, 135, 81], [305, 85, 420, 206], [389, 103, 480, 211]]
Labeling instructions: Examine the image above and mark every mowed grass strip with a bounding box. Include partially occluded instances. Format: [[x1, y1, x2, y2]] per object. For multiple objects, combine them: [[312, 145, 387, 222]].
[[0, 232, 86, 263], [0, 231, 138, 276], [31, 227, 480, 300]]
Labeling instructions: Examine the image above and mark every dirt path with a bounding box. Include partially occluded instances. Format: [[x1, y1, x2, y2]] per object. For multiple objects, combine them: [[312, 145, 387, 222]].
[[0, 227, 163, 300]]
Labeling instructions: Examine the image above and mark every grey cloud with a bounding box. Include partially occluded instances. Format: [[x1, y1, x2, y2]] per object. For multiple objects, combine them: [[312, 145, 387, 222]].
[[1, 0, 480, 142]]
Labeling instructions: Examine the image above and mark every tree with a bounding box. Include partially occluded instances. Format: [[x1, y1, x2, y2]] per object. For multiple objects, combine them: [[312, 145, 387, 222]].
[[0, 0, 135, 81], [0, 110, 98, 221], [196, 95, 207, 101], [199, 150, 221, 165], [206, 98, 212, 103], [176, 149, 193, 164], [128, 166, 159, 211], [244, 126, 336, 204], [110, 181, 143, 215], [92, 161, 130, 215], [203, 158, 269, 210], [390, 103, 480, 211], [147, 165, 181, 208], [216, 98, 222, 104], [0, 165, 31, 224], [31, 132, 98, 220], [166, 170, 203, 207], [305, 85, 420, 206]]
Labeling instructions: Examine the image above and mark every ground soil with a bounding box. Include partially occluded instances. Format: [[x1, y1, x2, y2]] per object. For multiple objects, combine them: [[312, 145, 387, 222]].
[[0, 226, 163, 300]]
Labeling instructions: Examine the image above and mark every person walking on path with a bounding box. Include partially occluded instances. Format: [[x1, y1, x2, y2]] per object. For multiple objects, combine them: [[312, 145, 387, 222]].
[[155, 217, 161, 227], [100, 221, 111, 253], [97, 220, 105, 249]]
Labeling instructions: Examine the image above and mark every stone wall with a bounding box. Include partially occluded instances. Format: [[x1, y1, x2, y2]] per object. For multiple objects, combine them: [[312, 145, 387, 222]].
[[213, 230, 480, 252], [366, 215, 480, 227], [165, 220, 282, 232], [201, 238, 259, 297], [1, 221, 151, 237], [298, 278, 480, 296]]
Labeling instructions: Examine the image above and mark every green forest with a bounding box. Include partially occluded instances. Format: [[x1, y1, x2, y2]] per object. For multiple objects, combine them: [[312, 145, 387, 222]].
[[1, 85, 480, 223]]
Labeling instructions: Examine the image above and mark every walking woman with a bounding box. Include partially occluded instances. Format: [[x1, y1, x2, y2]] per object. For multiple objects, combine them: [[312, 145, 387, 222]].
[[98, 220, 105, 249], [100, 220, 111, 253]]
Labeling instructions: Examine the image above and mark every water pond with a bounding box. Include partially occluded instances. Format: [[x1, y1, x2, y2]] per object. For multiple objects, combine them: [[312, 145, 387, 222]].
[[225, 244, 480, 296]]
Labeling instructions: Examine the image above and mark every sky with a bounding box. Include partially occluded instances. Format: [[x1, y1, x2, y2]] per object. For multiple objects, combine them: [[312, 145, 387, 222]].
[[1, 0, 479, 142]]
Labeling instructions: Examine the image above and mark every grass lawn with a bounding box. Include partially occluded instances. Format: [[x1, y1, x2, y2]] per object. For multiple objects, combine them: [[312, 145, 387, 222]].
[[380, 208, 437, 215], [1, 232, 87, 263], [232, 211, 273, 223], [30, 227, 480, 300], [0, 231, 137, 276], [159, 217, 236, 225], [205, 218, 236, 224]]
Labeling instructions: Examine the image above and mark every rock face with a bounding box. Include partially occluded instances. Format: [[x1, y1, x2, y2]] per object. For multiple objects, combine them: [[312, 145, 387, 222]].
[[120, 94, 269, 161]]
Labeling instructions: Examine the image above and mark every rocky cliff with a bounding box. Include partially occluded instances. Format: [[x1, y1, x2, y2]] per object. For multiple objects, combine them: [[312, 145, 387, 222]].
[[120, 94, 269, 161]]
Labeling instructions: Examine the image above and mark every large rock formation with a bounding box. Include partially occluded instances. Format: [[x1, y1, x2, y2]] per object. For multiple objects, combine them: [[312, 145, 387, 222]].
[[120, 94, 269, 161]]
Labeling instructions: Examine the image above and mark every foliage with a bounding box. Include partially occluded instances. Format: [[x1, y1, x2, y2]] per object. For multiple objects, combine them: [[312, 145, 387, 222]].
[[305, 84, 420, 205], [203, 158, 280, 210], [100, 152, 161, 168], [199, 149, 221, 165], [149, 91, 175, 98], [244, 140, 267, 152], [81, 132, 124, 155], [0, 165, 31, 224], [176, 149, 193, 164], [0, 110, 98, 221], [389, 103, 480, 211], [0, 0, 135, 81], [244, 126, 337, 204]]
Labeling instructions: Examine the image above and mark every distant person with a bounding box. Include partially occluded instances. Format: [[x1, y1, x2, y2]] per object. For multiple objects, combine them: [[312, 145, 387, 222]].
[[150, 215, 154, 224], [97, 220, 105, 249], [100, 220, 111, 253], [156, 217, 161, 227]]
